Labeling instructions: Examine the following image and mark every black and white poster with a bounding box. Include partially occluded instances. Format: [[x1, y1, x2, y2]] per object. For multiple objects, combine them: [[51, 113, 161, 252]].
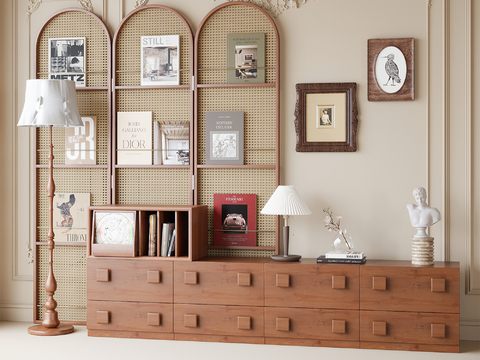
[[48, 37, 86, 87]]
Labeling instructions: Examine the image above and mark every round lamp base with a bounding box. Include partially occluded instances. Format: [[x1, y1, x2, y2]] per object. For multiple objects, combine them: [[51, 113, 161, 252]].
[[28, 324, 74, 336], [271, 254, 301, 262]]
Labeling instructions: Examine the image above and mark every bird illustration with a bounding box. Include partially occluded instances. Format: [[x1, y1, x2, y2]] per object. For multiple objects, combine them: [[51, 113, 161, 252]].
[[383, 53, 401, 86]]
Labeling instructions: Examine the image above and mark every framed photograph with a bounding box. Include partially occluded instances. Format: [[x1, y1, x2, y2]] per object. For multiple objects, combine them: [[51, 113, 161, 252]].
[[141, 35, 179, 86], [368, 38, 414, 101], [295, 83, 358, 152], [48, 37, 86, 87]]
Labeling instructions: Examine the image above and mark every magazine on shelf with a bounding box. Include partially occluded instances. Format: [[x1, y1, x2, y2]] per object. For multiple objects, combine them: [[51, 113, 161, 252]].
[[65, 116, 96, 165], [214, 194, 256, 246], [227, 33, 265, 84], [48, 37, 86, 87], [148, 214, 157, 256], [116, 111, 152, 165], [317, 255, 367, 264], [161, 223, 175, 257], [167, 229, 176, 257], [205, 111, 244, 165], [141, 35, 179, 86], [325, 251, 365, 259], [52, 193, 90, 242]]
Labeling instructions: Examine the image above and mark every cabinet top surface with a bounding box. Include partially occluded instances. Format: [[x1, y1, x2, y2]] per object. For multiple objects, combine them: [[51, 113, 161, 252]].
[[89, 204, 207, 211]]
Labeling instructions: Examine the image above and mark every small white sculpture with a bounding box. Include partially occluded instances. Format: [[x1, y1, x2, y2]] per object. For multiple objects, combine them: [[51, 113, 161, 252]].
[[407, 187, 441, 238]]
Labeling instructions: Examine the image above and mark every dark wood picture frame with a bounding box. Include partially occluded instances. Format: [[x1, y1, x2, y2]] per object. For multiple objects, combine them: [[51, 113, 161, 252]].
[[295, 83, 358, 152], [368, 38, 414, 101]]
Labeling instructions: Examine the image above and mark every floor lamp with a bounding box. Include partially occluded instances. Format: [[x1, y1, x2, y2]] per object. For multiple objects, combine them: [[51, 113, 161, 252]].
[[18, 79, 84, 335]]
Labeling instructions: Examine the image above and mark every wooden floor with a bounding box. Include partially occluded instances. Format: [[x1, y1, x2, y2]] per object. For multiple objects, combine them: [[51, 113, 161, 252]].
[[1, 321, 479, 360]]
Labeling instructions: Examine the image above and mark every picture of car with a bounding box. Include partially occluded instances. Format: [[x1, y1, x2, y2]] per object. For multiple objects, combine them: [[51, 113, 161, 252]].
[[223, 213, 247, 231]]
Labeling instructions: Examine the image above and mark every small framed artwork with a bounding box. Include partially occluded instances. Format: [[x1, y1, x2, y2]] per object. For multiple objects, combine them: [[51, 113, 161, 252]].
[[295, 83, 358, 152], [368, 38, 414, 101], [48, 37, 86, 87]]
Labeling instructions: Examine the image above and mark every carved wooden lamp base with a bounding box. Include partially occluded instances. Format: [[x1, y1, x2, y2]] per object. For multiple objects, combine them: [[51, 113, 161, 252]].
[[28, 324, 74, 336]]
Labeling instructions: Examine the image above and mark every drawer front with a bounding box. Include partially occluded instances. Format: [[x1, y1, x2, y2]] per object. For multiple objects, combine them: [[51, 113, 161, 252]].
[[265, 307, 359, 341], [360, 310, 459, 346], [174, 262, 264, 306], [265, 263, 359, 309], [87, 258, 173, 303], [87, 301, 173, 333], [360, 266, 459, 313], [174, 304, 264, 337]]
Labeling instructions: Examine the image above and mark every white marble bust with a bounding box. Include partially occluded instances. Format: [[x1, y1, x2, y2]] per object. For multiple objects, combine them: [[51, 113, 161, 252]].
[[407, 187, 441, 238]]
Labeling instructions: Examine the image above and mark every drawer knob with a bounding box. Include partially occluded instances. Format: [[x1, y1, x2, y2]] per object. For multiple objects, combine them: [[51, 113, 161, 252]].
[[372, 276, 387, 291], [184, 314, 198, 328], [147, 312, 161, 326], [96, 269, 110, 282], [237, 316, 252, 330], [431, 323, 446, 338], [184, 271, 198, 285], [276, 317, 290, 332], [237, 272, 251, 287], [332, 319, 346, 334], [332, 275, 346, 289], [96, 310, 109, 325], [372, 321, 387, 336], [431, 278, 446, 293], [147, 270, 161, 284], [276, 273, 290, 288]]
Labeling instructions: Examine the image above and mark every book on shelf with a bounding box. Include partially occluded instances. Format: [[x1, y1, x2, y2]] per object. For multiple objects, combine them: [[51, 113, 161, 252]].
[[161, 223, 175, 257], [205, 111, 244, 165], [65, 116, 96, 165], [116, 111, 152, 165], [158, 121, 190, 165], [153, 121, 162, 165], [141, 35, 179, 86], [53, 193, 90, 242], [325, 251, 365, 259], [214, 194, 256, 246], [48, 37, 86, 87], [167, 229, 176, 257], [148, 214, 157, 256], [317, 255, 367, 264], [227, 33, 265, 84]]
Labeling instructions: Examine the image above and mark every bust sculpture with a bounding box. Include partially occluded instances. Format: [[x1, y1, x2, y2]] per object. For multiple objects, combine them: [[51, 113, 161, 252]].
[[407, 187, 441, 238]]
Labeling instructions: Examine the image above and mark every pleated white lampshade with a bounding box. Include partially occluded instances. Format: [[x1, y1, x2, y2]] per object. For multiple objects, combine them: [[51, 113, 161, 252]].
[[18, 79, 83, 127], [261, 185, 311, 216]]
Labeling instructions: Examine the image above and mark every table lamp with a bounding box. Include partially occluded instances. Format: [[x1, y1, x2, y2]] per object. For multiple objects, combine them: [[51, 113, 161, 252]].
[[261, 185, 311, 261], [18, 79, 83, 335]]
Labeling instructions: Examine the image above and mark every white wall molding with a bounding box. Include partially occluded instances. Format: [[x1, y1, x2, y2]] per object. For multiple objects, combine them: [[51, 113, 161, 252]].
[[442, 0, 450, 261], [0, 301, 32, 322]]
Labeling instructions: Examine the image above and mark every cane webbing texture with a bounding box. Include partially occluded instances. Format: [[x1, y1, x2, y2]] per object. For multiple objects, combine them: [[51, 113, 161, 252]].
[[197, 4, 277, 84], [36, 245, 86, 322], [36, 168, 108, 235], [116, 168, 191, 205], [37, 11, 109, 87], [115, 7, 192, 86], [37, 90, 109, 166], [197, 87, 276, 165]]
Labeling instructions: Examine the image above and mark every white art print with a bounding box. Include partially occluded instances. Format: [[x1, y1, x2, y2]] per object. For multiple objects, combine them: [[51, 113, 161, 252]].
[[375, 46, 407, 94], [141, 35, 179, 86], [210, 132, 239, 161], [48, 37, 86, 87], [65, 116, 96, 165]]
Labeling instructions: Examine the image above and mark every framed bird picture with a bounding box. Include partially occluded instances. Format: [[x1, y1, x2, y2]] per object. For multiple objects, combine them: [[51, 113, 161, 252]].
[[368, 38, 414, 101]]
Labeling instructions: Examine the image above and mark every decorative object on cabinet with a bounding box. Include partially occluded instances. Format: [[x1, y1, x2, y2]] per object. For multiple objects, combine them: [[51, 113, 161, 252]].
[[368, 38, 414, 101], [19, 79, 84, 336], [65, 116, 96, 164], [227, 33, 265, 83], [205, 111, 244, 165], [316, 255, 366, 264], [48, 37, 86, 87], [141, 35, 180, 86], [407, 187, 441, 265], [295, 83, 358, 152], [53, 193, 90, 242], [261, 186, 311, 261]]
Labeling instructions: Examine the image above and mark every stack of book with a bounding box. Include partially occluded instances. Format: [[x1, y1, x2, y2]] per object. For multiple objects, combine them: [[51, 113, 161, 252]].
[[317, 251, 366, 264]]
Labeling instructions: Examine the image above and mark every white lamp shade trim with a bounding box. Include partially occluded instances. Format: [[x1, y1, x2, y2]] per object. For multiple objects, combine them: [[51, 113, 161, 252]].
[[18, 80, 83, 127], [261, 185, 312, 216]]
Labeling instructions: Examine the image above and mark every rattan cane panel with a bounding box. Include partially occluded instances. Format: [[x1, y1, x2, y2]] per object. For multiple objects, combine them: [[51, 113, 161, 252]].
[[37, 90, 109, 165], [37, 11, 109, 87], [36, 168, 108, 233], [115, 168, 191, 205], [36, 245, 86, 322], [115, 8, 191, 86], [197, 4, 276, 84], [197, 87, 276, 165]]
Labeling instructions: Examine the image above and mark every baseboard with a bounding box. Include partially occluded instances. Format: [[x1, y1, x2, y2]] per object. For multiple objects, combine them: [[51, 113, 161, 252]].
[[460, 320, 480, 341], [0, 302, 32, 322]]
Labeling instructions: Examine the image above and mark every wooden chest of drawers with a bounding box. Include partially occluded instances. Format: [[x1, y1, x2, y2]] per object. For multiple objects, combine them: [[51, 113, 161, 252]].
[[86, 257, 459, 352]]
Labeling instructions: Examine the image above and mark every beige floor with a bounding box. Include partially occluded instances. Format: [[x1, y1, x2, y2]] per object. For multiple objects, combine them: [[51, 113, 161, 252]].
[[1, 321, 479, 360]]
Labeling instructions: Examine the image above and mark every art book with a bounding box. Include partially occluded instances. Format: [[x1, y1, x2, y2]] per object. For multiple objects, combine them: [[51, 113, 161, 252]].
[[227, 33, 265, 84], [141, 35, 179, 86], [117, 111, 152, 165], [53, 193, 90, 242], [214, 194, 256, 246], [205, 111, 244, 165], [65, 116, 96, 165], [48, 37, 86, 87]]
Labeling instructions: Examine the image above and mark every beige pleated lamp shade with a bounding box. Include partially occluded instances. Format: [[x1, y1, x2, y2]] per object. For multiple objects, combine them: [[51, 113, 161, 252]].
[[261, 185, 312, 216], [18, 79, 83, 127]]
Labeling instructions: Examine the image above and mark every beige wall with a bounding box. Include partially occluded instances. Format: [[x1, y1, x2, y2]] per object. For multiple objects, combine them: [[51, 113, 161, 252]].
[[1, 0, 478, 348]]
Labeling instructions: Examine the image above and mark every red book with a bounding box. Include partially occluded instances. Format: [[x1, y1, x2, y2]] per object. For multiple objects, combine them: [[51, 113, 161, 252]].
[[214, 194, 256, 246]]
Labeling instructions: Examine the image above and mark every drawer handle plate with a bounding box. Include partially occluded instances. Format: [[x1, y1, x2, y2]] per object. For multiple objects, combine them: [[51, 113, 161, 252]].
[[372, 276, 387, 291], [147, 312, 161, 326], [147, 270, 161, 284], [332, 319, 346, 334], [431, 323, 446, 338], [184, 314, 198, 328], [96, 310, 109, 325], [276, 317, 290, 332], [184, 271, 198, 285], [237, 272, 251, 287], [332, 275, 346, 289], [237, 316, 252, 330], [96, 269, 110, 282], [372, 321, 387, 336], [276, 274, 290, 288], [431, 278, 446, 293]]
